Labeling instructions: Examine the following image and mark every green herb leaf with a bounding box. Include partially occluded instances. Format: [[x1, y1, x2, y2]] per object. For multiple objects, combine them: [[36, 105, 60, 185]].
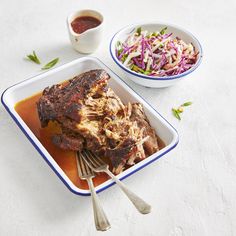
[[144, 70, 151, 75], [131, 64, 145, 73], [172, 101, 192, 120], [182, 101, 193, 107], [160, 26, 167, 35], [26, 51, 41, 64], [151, 32, 159, 37], [116, 41, 121, 48], [136, 27, 142, 36], [131, 64, 138, 71], [172, 108, 181, 120], [41, 58, 59, 70], [118, 48, 123, 56], [121, 54, 128, 63]]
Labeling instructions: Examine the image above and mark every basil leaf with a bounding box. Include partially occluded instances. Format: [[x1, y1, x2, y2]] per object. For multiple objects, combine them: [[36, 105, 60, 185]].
[[172, 108, 181, 120], [182, 101, 193, 107], [26, 51, 41, 64], [41, 58, 59, 70]]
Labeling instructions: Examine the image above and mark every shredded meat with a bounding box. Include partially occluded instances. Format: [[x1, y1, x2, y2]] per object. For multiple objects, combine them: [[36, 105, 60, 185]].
[[37, 69, 159, 174], [130, 103, 159, 156]]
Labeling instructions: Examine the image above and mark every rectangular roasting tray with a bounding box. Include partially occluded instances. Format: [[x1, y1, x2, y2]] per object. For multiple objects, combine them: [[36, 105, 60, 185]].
[[1, 57, 179, 196]]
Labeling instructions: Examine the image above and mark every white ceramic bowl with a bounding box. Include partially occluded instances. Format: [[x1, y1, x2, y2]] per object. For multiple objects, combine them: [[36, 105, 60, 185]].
[[1, 57, 178, 196], [110, 22, 203, 88]]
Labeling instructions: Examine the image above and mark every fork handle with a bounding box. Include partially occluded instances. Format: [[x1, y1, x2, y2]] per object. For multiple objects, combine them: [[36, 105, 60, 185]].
[[105, 170, 151, 214], [87, 178, 111, 231]]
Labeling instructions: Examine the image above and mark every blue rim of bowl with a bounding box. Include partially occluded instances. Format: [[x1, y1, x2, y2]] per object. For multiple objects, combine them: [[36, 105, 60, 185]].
[[1, 56, 179, 196], [109, 22, 203, 81]]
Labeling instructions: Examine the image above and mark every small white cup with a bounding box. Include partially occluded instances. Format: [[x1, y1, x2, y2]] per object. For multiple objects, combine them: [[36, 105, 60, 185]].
[[67, 9, 104, 54]]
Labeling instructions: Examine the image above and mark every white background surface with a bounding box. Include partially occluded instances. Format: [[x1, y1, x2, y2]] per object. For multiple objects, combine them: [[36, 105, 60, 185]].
[[0, 0, 236, 235]]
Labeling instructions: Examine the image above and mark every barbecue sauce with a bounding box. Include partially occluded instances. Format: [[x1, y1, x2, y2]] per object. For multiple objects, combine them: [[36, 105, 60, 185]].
[[71, 16, 101, 34], [15, 92, 165, 190], [15, 93, 109, 190]]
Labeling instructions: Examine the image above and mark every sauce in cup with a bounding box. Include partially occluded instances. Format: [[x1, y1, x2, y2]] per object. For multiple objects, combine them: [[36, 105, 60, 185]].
[[71, 16, 101, 34], [67, 9, 104, 54]]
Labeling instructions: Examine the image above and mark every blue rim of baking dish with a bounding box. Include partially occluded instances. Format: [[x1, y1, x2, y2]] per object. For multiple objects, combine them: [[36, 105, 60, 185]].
[[109, 22, 203, 81], [1, 56, 179, 196]]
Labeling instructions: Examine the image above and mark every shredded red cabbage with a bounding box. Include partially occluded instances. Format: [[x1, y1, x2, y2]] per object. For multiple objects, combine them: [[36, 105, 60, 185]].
[[115, 27, 198, 77]]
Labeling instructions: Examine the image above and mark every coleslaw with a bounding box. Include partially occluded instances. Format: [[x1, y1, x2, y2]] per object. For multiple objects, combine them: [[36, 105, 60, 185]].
[[115, 27, 199, 77]]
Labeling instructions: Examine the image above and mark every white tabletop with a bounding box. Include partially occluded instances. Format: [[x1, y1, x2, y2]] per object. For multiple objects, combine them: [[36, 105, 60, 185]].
[[0, 0, 236, 235]]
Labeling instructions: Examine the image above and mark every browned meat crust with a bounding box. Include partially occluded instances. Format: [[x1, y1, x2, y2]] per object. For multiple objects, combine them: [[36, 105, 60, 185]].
[[37, 69, 159, 174], [37, 69, 109, 127], [52, 133, 84, 151]]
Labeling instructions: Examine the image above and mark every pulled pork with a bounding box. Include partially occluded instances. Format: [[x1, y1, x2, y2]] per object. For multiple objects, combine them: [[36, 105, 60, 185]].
[[37, 69, 159, 174]]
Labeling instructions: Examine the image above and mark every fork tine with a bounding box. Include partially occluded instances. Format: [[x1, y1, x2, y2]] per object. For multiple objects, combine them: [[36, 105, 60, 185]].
[[81, 154, 89, 175], [77, 152, 88, 176], [88, 151, 105, 166], [81, 150, 98, 168], [76, 152, 84, 176], [83, 155, 92, 174], [87, 151, 102, 166]]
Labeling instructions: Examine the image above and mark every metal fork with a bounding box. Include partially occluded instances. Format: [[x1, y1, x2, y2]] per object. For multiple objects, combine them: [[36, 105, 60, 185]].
[[76, 153, 111, 231], [80, 150, 151, 214]]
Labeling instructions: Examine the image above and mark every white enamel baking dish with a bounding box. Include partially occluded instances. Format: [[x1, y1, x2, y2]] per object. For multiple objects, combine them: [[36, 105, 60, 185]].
[[1, 57, 179, 196]]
